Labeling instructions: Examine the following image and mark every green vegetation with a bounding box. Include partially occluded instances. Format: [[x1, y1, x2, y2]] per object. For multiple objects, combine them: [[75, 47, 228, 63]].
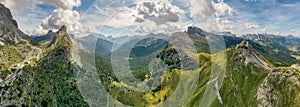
[[257, 67, 300, 107], [0, 27, 88, 106], [252, 41, 299, 66], [94, 44, 181, 106], [1, 25, 300, 106], [0, 44, 32, 77]]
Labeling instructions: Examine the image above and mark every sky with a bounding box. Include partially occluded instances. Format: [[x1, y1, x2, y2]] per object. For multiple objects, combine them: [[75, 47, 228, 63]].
[[0, 0, 299, 37]]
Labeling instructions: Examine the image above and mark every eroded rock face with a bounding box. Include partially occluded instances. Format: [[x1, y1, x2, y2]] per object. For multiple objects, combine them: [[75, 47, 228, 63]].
[[0, 3, 30, 44], [291, 64, 300, 71], [0, 3, 18, 28], [46, 25, 73, 63], [257, 68, 300, 107], [0, 29, 3, 37], [233, 41, 272, 70]]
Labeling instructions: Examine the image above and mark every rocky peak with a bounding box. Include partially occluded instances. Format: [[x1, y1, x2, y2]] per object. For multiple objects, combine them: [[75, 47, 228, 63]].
[[48, 30, 53, 33], [236, 40, 251, 50], [187, 26, 206, 37], [46, 25, 73, 63], [0, 3, 18, 27], [0, 3, 31, 44], [59, 25, 67, 32], [232, 41, 272, 70], [157, 44, 181, 70], [48, 25, 72, 48], [291, 64, 300, 71], [257, 67, 300, 106]]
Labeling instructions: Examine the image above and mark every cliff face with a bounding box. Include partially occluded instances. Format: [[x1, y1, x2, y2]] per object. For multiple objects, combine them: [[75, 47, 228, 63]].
[[0, 3, 31, 44], [46, 25, 73, 63], [257, 67, 300, 107], [0, 4, 18, 27]]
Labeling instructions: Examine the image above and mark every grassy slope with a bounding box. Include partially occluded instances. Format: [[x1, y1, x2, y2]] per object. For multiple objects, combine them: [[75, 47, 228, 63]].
[[0, 30, 88, 106], [186, 47, 270, 107]]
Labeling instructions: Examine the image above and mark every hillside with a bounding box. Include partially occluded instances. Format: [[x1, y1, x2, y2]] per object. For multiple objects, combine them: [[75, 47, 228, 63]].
[[0, 8, 88, 105], [186, 41, 300, 107], [1, 2, 300, 106], [0, 4, 32, 45], [0, 25, 88, 106]]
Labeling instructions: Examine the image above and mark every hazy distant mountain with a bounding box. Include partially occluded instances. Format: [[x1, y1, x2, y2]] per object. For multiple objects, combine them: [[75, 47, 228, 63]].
[[241, 33, 300, 47], [87, 33, 115, 42], [1, 2, 300, 106], [32, 30, 56, 43], [212, 31, 237, 37], [77, 34, 113, 55], [96, 29, 300, 106]]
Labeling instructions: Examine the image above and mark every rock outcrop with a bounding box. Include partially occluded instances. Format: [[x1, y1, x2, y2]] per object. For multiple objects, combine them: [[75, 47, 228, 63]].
[[0, 3, 31, 44]]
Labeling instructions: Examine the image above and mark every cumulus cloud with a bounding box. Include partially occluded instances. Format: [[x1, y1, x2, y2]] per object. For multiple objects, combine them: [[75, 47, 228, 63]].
[[246, 23, 260, 29], [189, 0, 215, 18], [217, 19, 234, 31], [1, 0, 32, 12], [33, 8, 81, 35], [133, 0, 185, 24], [95, 7, 135, 28], [106, 12, 135, 28], [91, 0, 186, 35], [189, 0, 233, 18], [1, 0, 82, 35], [37, 0, 81, 9], [134, 20, 182, 34], [1, 0, 81, 11], [213, 1, 233, 17]]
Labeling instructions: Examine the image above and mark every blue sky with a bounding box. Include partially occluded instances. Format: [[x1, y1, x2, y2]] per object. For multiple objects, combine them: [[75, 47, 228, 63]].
[[0, 0, 299, 37]]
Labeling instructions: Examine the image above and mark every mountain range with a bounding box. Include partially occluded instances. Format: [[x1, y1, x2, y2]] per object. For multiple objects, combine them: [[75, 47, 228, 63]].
[[1, 3, 300, 107]]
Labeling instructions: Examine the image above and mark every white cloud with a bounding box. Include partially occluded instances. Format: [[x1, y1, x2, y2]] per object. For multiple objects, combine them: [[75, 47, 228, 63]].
[[134, 20, 183, 34], [1, 0, 82, 35], [100, 7, 135, 28], [245, 23, 260, 29], [220, 19, 231, 24], [37, 0, 81, 10], [86, 0, 186, 36], [189, 0, 215, 18], [213, 1, 233, 17], [260, 28, 267, 32], [128, 0, 187, 35], [217, 19, 234, 31], [1, 0, 32, 12], [1, 0, 81, 11], [33, 8, 81, 35], [133, 0, 185, 24], [189, 0, 233, 18], [290, 29, 296, 32]]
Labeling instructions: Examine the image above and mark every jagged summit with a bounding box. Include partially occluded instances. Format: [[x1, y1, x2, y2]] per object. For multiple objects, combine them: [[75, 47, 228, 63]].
[[232, 41, 272, 70], [59, 25, 67, 32], [48, 25, 72, 48], [0, 3, 18, 27], [46, 25, 73, 63], [187, 26, 207, 37], [0, 3, 31, 44], [241, 33, 300, 47], [235, 40, 251, 50]]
